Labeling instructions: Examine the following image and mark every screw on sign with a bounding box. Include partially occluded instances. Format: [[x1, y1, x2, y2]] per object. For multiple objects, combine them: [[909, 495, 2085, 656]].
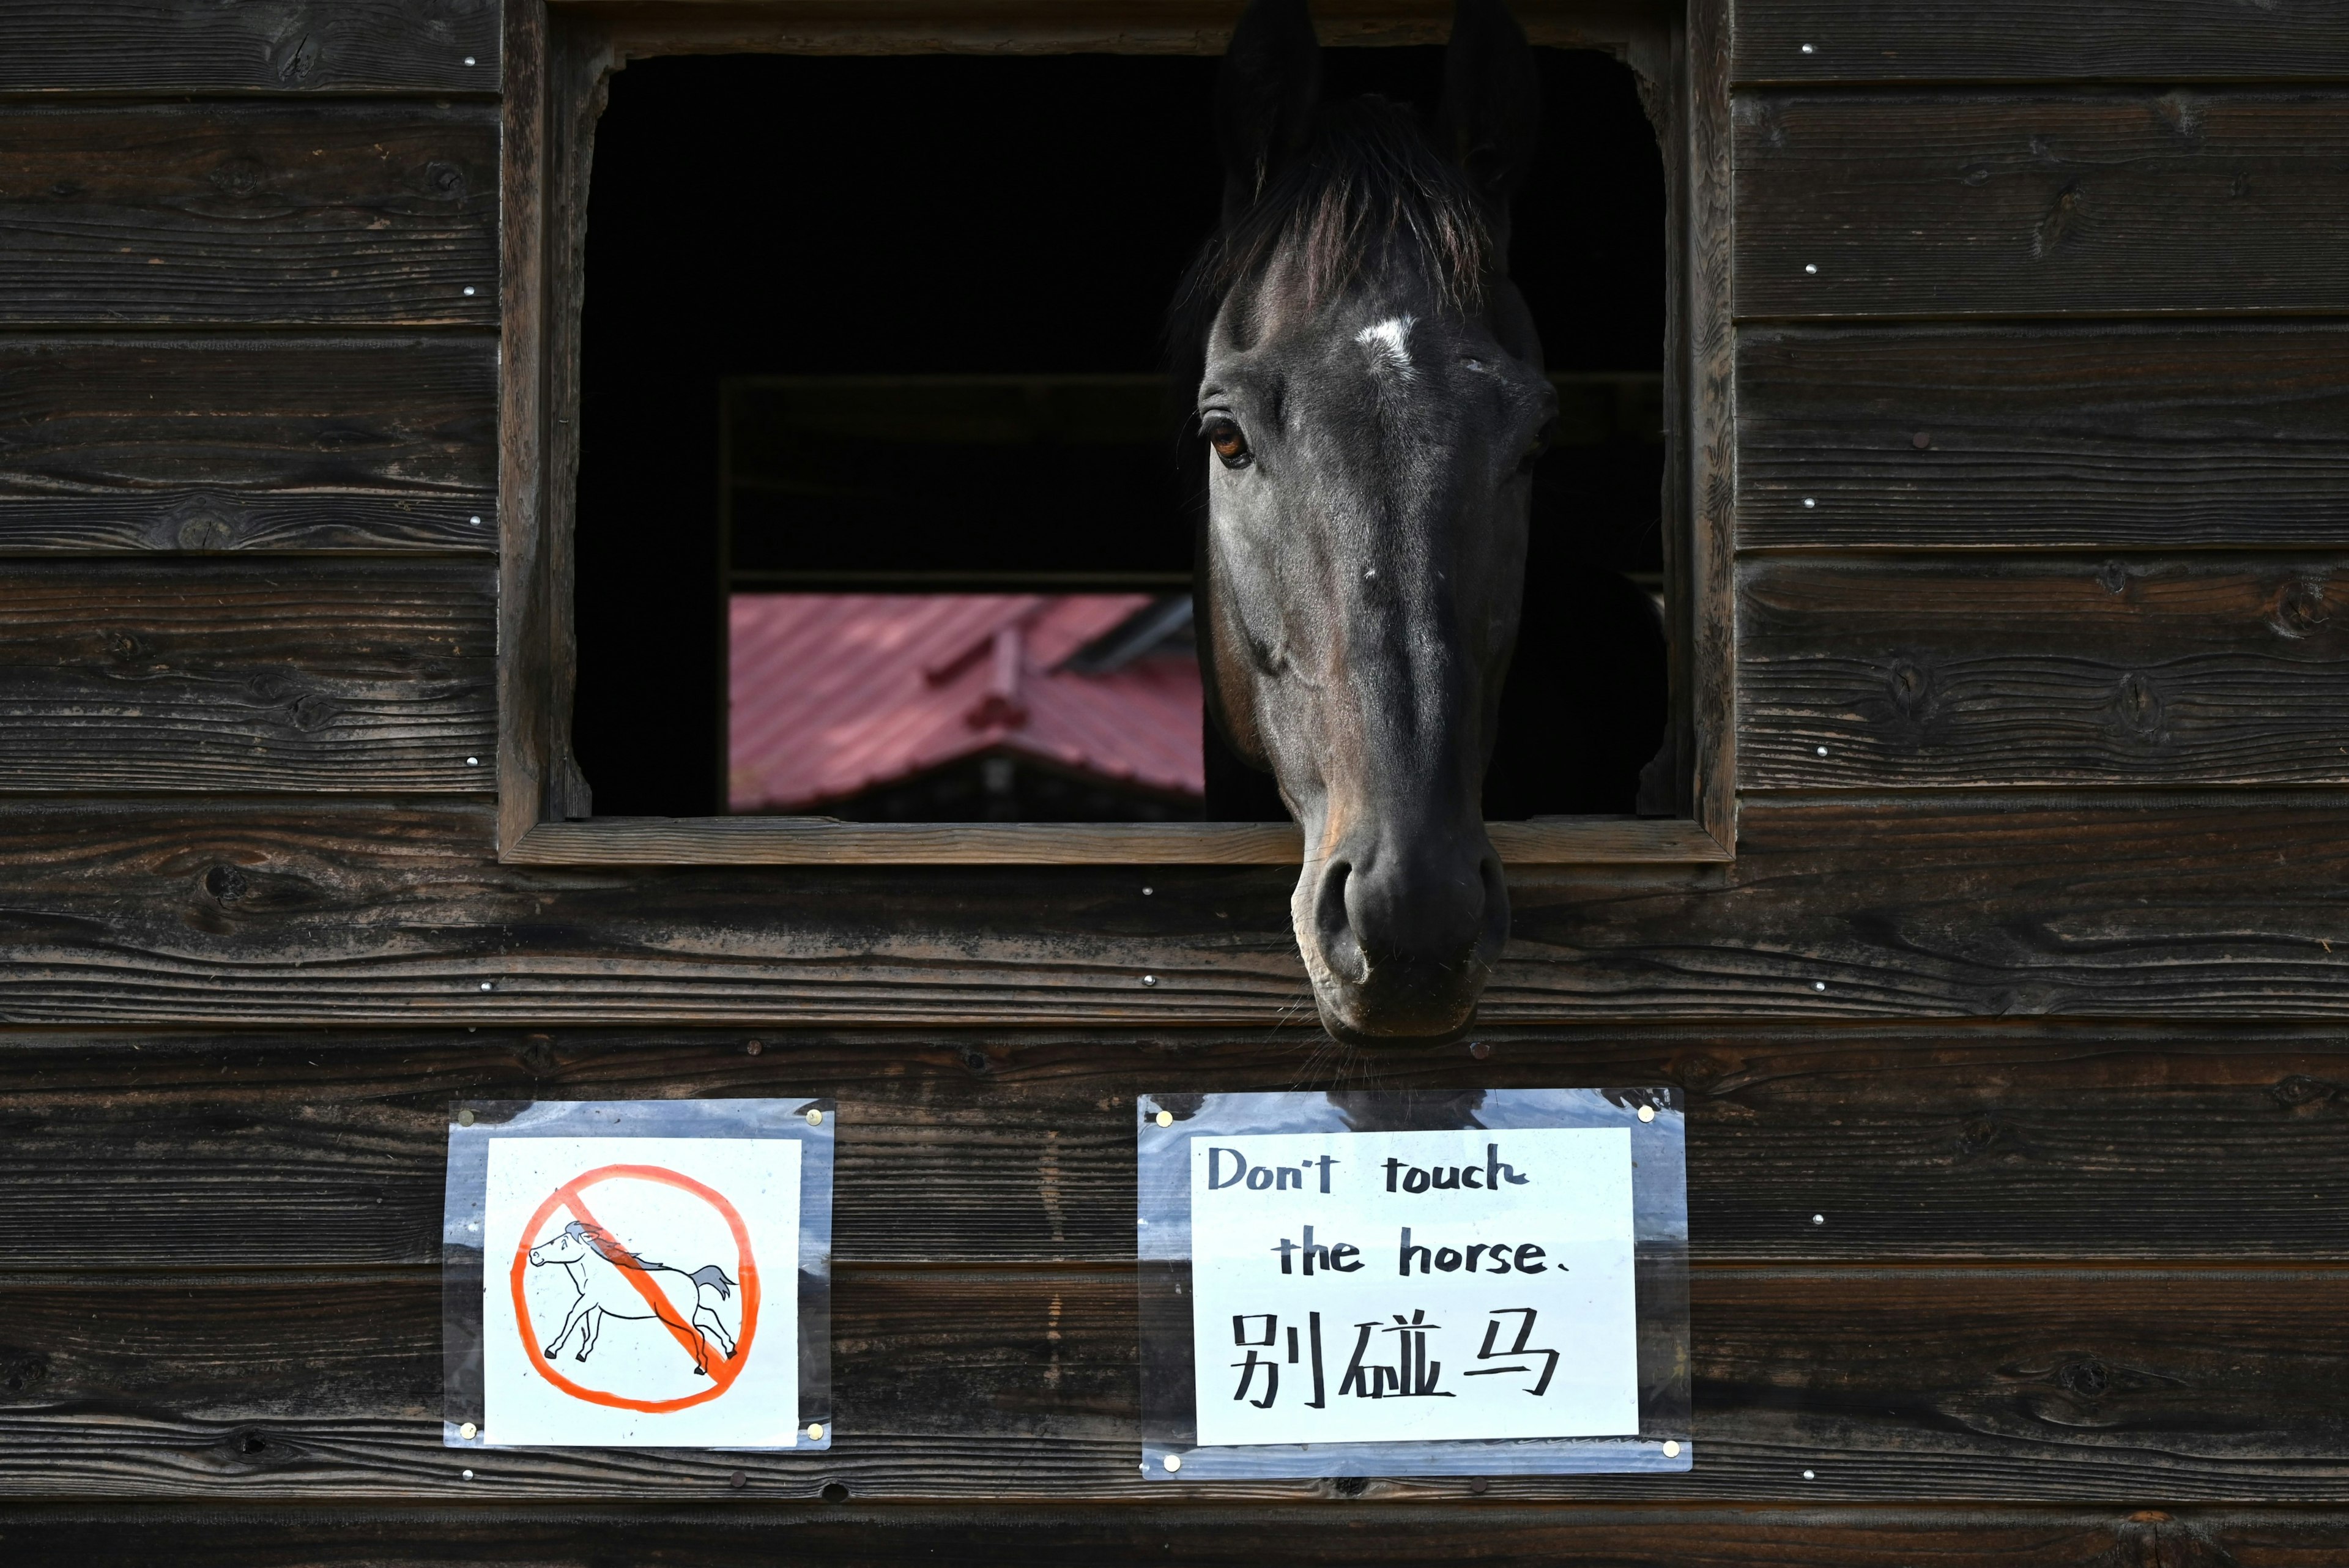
[[511, 1164, 760, 1413]]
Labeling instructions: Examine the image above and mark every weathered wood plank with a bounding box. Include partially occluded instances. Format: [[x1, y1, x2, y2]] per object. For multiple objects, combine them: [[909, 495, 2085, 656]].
[[1740, 557, 2349, 787], [0, 100, 495, 326], [510, 816, 1731, 866], [0, 2, 499, 95], [0, 1503, 2334, 1568], [1734, 91, 2349, 320], [4, 1024, 2349, 1269], [1738, 323, 2349, 551], [0, 335, 495, 554], [0, 562, 493, 792], [9, 796, 2349, 1023], [1, 1265, 2346, 1500], [1734, 1, 2349, 85]]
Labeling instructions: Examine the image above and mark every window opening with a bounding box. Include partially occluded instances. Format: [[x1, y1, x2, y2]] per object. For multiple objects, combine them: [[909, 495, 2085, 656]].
[[568, 43, 1670, 830]]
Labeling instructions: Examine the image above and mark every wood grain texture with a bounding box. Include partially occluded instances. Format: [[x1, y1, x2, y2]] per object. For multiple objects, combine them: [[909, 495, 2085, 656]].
[[0, 561, 492, 792], [1739, 557, 2349, 787], [1734, 1, 2349, 85], [6, 1024, 2349, 1268], [510, 816, 1731, 866], [13, 795, 2349, 1022], [1733, 91, 2349, 320], [0, 1, 499, 94], [1, 1265, 2347, 1500], [0, 335, 495, 554], [0, 100, 495, 327], [0, 1504, 2336, 1568], [499, 0, 559, 851], [1682, 0, 1739, 839], [1737, 322, 2349, 551]]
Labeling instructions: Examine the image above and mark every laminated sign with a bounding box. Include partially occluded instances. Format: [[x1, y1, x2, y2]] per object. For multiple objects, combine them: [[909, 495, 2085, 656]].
[[1137, 1090, 1689, 1479], [442, 1100, 833, 1451]]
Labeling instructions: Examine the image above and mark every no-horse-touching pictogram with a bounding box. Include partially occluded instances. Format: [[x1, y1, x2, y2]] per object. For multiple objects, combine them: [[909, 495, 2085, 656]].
[[510, 1164, 762, 1413]]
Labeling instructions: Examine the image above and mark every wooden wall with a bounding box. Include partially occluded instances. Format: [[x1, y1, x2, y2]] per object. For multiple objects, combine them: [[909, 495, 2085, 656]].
[[3, 1, 2349, 1563]]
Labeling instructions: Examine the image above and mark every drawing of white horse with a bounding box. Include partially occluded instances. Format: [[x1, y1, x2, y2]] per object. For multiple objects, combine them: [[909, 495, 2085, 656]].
[[527, 1219, 741, 1376]]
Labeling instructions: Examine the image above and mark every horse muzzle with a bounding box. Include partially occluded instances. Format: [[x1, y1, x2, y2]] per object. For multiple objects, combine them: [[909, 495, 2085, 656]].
[[1293, 827, 1509, 1042]]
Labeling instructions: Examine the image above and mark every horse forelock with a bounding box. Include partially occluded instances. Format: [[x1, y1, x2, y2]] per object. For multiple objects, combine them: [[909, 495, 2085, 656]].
[[1176, 97, 1494, 358]]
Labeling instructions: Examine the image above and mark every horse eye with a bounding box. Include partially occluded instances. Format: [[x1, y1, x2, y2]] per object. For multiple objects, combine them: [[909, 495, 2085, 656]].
[[1205, 418, 1252, 469]]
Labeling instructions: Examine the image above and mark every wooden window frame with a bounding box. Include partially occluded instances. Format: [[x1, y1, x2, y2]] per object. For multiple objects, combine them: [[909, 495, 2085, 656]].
[[497, 0, 1734, 866]]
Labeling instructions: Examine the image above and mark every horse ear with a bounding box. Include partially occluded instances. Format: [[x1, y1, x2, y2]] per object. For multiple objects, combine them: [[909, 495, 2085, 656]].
[[1434, 0, 1540, 240], [563, 1220, 585, 1238], [1216, 0, 1321, 222]]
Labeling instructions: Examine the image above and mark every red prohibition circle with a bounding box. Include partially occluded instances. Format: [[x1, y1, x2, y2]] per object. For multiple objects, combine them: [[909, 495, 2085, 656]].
[[509, 1162, 761, 1413]]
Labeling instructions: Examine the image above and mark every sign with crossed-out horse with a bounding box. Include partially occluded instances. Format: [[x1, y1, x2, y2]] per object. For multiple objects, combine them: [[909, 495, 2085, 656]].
[[481, 1136, 802, 1446]]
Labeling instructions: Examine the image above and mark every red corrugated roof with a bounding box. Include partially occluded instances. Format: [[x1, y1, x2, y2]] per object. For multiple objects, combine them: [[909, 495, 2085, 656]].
[[729, 593, 1203, 812]]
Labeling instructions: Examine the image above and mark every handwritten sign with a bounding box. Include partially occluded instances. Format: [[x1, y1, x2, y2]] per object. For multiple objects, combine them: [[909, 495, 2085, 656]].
[[482, 1136, 801, 1447], [1188, 1126, 1638, 1447]]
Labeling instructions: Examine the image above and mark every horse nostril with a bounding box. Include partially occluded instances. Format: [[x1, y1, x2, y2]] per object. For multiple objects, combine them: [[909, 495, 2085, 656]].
[[1313, 861, 1365, 984]]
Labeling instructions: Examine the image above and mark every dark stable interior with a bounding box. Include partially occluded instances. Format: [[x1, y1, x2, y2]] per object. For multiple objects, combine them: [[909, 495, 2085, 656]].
[[574, 46, 1669, 820]]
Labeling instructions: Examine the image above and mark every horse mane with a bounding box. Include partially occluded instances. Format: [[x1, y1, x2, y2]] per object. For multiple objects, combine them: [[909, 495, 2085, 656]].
[[1174, 95, 1495, 352], [563, 1217, 658, 1271]]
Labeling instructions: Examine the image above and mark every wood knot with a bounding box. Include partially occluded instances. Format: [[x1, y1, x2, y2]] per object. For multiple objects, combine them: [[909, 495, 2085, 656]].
[[2057, 1357, 2109, 1398], [1329, 1475, 1368, 1498], [218, 1426, 299, 1470], [427, 161, 469, 199], [2271, 1074, 2339, 1108], [958, 1046, 992, 1075], [2270, 579, 2328, 639], [179, 515, 236, 551], [0, 1348, 50, 1395], [518, 1035, 558, 1076], [269, 35, 319, 84], [2113, 672, 2162, 739], [204, 864, 250, 904], [289, 694, 339, 732], [1887, 658, 1932, 719], [1956, 1114, 2003, 1156], [2032, 182, 2084, 259], [206, 156, 268, 198], [2098, 562, 2129, 595], [166, 497, 246, 552], [820, 1481, 850, 1503]]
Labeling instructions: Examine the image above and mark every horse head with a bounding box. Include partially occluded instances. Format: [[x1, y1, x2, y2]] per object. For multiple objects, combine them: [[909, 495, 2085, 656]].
[[1187, 0, 1548, 1042], [527, 1221, 588, 1266]]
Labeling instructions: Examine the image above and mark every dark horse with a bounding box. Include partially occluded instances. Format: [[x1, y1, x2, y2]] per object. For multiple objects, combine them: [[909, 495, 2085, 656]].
[[1183, 0, 1555, 1042]]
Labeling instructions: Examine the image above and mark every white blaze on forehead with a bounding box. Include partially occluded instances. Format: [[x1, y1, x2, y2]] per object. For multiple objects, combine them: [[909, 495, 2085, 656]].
[[1355, 314, 1416, 378]]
